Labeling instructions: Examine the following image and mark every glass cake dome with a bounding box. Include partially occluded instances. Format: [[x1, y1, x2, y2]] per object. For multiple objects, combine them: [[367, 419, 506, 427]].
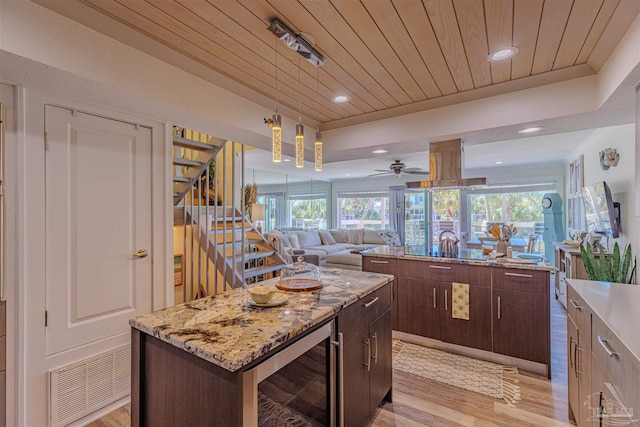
[[277, 256, 322, 291]]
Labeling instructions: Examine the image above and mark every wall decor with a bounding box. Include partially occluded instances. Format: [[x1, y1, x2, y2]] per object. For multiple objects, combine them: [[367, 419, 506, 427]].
[[599, 147, 620, 170]]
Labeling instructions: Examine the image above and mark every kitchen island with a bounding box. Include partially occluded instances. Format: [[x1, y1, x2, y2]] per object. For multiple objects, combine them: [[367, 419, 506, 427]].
[[362, 246, 553, 377], [130, 268, 394, 427]]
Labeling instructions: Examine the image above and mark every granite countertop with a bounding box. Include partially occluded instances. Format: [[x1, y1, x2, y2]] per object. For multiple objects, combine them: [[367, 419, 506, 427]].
[[362, 245, 554, 271], [130, 268, 393, 372], [567, 279, 640, 362]]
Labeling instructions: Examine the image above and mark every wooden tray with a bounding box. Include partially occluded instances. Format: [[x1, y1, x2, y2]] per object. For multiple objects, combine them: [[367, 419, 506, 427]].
[[276, 278, 323, 292]]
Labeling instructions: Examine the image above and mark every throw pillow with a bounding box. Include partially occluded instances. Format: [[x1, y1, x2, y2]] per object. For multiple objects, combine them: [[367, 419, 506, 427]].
[[348, 228, 365, 245], [318, 229, 337, 245], [297, 231, 322, 248], [288, 233, 301, 249], [329, 229, 349, 243], [378, 229, 402, 246]]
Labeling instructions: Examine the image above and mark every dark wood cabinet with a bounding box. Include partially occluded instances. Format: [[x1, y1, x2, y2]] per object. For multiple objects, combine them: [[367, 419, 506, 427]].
[[492, 268, 550, 367], [339, 283, 393, 427], [362, 257, 398, 329], [368, 310, 393, 419], [396, 262, 493, 352], [440, 266, 492, 351], [396, 277, 441, 339]]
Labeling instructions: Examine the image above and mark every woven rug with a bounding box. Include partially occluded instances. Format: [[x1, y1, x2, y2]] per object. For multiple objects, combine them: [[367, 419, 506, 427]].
[[393, 341, 521, 407]]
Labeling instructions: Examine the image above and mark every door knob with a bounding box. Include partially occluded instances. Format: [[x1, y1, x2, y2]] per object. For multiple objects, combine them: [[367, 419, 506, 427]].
[[133, 249, 149, 258]]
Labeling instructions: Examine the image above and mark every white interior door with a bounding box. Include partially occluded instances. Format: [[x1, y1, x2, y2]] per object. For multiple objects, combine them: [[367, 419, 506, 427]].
[[45, 105, 153, 355]]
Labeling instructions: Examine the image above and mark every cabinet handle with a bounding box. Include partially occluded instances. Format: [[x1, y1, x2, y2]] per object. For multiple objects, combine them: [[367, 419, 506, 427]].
[[364, 339, 371, 372], [497, 296, 501, 320], [569, 337, 575, 368], [444, 289, 448, 311], [504, 272, 532, 278], [597, 336, 617, 358], [363, 297, 379, 308], [370, 260, 389, 264], [433, 287, 437, 309], [371, 333, 378, 364], [331, 332, 344, 427], [569, 299, 582, 311], [429, 265, 452, 270], [576, 346, 583, 375]]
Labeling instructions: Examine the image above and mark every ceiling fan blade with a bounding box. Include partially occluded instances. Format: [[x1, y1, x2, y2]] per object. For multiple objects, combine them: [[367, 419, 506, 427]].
[[367, 172, 392, 177], [406, 170, 429, 175], [373, 169, 391, 172], [403, 167, 422, 172]]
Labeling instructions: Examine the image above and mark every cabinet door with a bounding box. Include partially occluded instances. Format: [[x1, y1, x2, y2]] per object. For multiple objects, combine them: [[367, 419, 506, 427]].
[[342, 327, 371, 427], [369, 310, 392, 414], [568, 315, 580, 423], [577, 331, 592, 426], [440, 283, 492, 351], [493, 288, 549, 364], [396, 277, 440, 339]]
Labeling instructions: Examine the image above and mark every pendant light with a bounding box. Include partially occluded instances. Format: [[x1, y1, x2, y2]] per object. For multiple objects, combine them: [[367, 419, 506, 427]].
[[272, 33, 282, 163], [314, 65, 322, 172], [295, 54, 304, 168]]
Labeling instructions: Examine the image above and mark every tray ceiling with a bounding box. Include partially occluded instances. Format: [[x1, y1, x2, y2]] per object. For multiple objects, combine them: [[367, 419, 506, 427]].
[[43, 0, 639, 128]]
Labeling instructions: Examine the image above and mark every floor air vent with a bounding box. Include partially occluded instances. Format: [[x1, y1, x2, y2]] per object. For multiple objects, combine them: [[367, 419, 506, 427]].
[[49, 345, 130, 427]]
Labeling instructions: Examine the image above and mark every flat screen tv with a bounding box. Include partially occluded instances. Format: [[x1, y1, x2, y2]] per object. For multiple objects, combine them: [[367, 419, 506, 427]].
[[581, 181, 620, 238]]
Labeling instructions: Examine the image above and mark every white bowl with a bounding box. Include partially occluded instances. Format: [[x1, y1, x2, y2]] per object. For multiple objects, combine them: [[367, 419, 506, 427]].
[[248, 286, 278, 304]]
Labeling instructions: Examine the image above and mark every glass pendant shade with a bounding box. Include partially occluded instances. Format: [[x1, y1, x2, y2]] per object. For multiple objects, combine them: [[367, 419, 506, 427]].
[[295, 123, 304, 168], [314, 130, 323, 172], [271, 113, 282, 162]]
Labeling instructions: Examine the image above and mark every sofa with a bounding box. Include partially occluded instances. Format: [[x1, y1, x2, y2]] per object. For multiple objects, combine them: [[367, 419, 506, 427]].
[[267, 228, 400, 270]]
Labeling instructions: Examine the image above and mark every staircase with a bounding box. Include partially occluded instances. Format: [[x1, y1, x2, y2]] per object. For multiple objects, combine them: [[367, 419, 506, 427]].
[[172, 128, 286, 300], [187, 207, 286, 289]]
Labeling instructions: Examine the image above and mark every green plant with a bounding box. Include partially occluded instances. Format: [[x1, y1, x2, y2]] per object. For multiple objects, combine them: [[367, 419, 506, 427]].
[[580, 242, 637, 284]]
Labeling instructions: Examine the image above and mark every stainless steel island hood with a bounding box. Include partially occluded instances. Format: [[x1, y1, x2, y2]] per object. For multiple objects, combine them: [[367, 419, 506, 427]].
[[406, 139, 486, 190]]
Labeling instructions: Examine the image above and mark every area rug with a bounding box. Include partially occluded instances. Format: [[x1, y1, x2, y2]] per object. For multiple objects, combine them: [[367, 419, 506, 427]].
[[393, 341, 521, 407]]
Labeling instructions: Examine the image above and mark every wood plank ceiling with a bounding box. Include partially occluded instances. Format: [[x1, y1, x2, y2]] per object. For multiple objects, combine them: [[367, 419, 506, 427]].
[[78, 0, 633, 126]]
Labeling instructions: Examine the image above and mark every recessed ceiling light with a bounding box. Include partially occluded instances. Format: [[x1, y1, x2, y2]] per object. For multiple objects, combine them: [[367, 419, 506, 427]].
[[487, 47, 519, 62], [371, 149, 388, 154], [345, 173, 351, 176], [495, 161, 503, 165], [518, 126, 544, 134], [283, 158, 291, 162], [333, 95, 350, 103]]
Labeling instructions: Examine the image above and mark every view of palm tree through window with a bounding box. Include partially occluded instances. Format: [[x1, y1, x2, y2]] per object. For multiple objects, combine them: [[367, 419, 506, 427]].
[[289, 197, 327, 229], [337, 191, 389, 229], [405, 188, 548, 255]]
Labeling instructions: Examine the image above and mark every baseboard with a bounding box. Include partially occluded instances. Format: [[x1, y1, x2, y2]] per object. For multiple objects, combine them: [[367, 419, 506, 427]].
[[392, 331, 548, 377]]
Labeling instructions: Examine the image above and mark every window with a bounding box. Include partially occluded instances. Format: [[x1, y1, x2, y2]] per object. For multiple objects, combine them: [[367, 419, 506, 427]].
[[337, 191, 389, 230], [466, 184, 556, 254], [287, 193, 327, 230]]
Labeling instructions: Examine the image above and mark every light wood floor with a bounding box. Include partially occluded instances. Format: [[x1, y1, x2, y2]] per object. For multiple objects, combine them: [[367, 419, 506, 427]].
[[89, 282, 572, 427]]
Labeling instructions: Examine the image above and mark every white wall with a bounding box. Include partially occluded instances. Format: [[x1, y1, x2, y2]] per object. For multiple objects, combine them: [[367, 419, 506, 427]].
[[566, 124, 637, 253]]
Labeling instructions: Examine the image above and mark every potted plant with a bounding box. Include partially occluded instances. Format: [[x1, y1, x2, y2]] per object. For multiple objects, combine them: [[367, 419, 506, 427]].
[[579, 242, 637, 284]]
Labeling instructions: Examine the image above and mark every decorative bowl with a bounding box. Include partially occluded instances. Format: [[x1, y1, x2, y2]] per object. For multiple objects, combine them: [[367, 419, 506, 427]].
[[248, 286, 279, 304]]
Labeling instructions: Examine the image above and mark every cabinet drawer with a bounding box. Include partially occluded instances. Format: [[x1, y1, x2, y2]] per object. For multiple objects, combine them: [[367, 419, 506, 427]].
[[591, 314, 639, 416], [362, 257, 398, 275], [567, 284, 591, 348], [590, 355, 637, 427], [339, 283, 392, 339], [492, 267, 549, 294], [399, 259, 461, 281]]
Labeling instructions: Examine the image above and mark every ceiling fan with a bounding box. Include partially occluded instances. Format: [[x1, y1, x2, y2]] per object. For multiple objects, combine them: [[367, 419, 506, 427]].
[[368, 160, 429, 177]]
